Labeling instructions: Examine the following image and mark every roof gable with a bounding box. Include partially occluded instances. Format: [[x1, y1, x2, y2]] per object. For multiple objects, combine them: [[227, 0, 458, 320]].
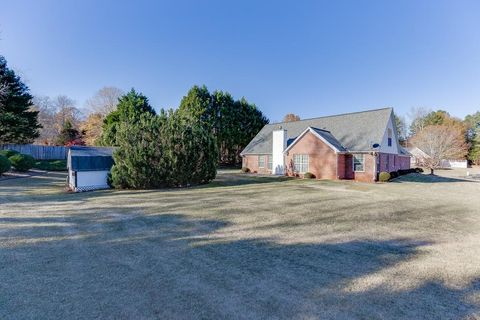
[[284, 127, 346, 153], [241, 107, 393, 155]]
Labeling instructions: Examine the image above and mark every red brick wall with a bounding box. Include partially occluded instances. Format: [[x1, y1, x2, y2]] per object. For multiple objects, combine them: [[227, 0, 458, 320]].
[[285, 131, 338, 179], [242, 154, 271, 174], [350, 153, 376, 183]]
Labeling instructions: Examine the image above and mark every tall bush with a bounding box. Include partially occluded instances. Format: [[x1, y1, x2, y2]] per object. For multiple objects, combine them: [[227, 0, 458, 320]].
[[9, 154, 35, 172], [109, 109, 218, 189], [0, 155, 11, 174]]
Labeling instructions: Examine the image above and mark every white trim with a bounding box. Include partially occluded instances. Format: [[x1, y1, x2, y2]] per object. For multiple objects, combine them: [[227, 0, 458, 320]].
[[293, 154, 309, 173], [353, 154, 365, 172], [258, 155, 266, 168], [283, 127, 342, 154]]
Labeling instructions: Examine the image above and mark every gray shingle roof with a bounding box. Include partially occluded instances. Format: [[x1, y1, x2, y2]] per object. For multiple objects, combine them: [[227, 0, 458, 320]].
[[241, 107, 393, 155], [310, 127, 347, 152], [69, 147, 115, 171]]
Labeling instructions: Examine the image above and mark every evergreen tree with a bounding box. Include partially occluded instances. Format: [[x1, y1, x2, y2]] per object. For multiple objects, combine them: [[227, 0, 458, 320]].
[[465, 111, 480, 164], [56, 120, 82, 145], [0, 55, 41, 143], [109, 109, 218, 189], [99, 89, 156, 146], [178, 85, 268, 164]]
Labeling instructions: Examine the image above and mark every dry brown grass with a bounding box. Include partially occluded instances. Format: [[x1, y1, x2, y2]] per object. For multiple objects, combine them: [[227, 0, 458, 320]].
[[0, 169, 479, 319]]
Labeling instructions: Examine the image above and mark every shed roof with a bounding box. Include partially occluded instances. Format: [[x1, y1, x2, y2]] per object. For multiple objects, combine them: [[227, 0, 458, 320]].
[[241, 107, 393, 155], [68, 146, 114, 171]]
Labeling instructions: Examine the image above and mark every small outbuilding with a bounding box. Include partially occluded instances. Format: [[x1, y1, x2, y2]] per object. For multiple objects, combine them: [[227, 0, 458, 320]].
[[67, 146, 114, 192]]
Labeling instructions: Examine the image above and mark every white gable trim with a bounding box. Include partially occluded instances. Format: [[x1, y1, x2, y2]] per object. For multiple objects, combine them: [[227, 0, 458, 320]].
[[283, 127, 342, 154]]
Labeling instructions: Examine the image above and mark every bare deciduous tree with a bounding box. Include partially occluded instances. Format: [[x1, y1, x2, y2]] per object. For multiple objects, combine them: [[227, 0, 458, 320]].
[[410, 125, 468, 175], [408, 107, 431, 136], [32, 96, 57, 144], [32, 95, 82, 145], [85, 86, 124, 116], [53, 95, 82, 130], [283, 113, 300, 122]]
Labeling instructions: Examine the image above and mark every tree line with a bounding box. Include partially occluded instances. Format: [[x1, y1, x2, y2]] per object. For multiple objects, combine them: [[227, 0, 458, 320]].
[[0, 55, 268, 167]]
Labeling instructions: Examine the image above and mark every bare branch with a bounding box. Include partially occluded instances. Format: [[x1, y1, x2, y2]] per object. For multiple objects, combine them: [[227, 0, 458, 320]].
[[85, 86, 124, 116], [410, 125, 468, 174]]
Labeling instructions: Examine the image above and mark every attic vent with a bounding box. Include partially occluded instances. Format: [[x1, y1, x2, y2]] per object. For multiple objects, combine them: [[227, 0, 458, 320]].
[[277, 125, 283, 130]]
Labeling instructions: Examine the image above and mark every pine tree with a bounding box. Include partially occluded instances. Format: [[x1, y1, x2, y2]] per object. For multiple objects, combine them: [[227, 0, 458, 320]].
[[99, 89, 156, 146], [56, 120, 82, 146], [0, 55, 41, 143], [177, 85, 268, 164]]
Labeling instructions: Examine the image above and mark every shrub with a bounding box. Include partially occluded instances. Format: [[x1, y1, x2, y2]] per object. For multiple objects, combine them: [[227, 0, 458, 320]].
[[0, 149, 20, 158], [415, 167, 424, 173], [110, 110, 218, 189], [378, 171, 391, 182], [303, 172, 316, 179], [9, 154, 35, 172], [0, 155, 11, 174], [241, 167, 250, 173], [33, 160, 67, 171], [389, 171, 399, 179]]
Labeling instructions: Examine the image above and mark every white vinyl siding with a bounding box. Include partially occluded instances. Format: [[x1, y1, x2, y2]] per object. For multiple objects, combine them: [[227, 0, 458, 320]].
[[293, 154, 309, 173], [258, 155, 266, 168], [267, 156, 272, 170], [353, 154, 365, 172]]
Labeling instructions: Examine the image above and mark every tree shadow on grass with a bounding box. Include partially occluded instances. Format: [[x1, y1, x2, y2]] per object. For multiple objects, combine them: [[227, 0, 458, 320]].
[[391, 173, 476, 184], [0, 211, 478, 319]]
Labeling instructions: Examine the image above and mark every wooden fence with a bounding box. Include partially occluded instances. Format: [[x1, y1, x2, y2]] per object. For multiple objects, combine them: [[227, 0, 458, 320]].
[[0, 144, 67, 160]]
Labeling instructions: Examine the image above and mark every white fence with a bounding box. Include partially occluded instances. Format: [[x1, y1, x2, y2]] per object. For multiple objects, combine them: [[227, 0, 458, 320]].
[[0, 144, 67, 160], [440, 159, 468, 169]]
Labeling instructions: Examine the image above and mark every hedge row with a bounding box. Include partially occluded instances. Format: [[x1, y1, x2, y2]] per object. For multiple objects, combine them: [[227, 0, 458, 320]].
[[380, 167, 424, 181]]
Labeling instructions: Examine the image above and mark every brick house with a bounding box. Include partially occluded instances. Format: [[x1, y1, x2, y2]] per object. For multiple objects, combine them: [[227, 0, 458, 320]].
[[241, 107, 410, 182]]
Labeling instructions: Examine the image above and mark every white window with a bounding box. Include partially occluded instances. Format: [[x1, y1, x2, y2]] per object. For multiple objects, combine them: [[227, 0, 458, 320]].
[[267, 156, 272, 170], [353, 154, 365, 172], [258, 155, 265, 168], [293, 154, 309, 173], [387, 128, 393, 147]]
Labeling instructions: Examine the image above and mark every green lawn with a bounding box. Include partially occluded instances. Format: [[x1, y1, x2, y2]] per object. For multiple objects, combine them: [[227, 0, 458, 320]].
[[0, 169, 479, 319]]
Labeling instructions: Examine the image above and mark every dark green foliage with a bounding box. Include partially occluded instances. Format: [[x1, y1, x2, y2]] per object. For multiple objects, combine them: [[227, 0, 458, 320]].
[[379, 172, 391, 182], [56, 120, 81, 145], [0, 149, 20, 158], [99, 89, 156, 146], [0, 155, 11, 174], [9, 154, 35, 172], [109, 108, 218, 189], [0, 56, 41, 143], [465, 111, 480, 165], [178, 85, 268, 165], [241, 167, 250, 173], [303, 172, 316, 179], [33, 160, 67, 171], [389, 168, 421, 179], [389, 171, 399, 179]]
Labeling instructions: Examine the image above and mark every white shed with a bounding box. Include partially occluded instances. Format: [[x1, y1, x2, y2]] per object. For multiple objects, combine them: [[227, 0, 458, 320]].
[[67, 147, 114, 192]]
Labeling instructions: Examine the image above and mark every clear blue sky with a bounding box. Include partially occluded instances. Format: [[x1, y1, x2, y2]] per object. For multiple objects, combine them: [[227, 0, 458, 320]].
[[1, 0, 479, 121]]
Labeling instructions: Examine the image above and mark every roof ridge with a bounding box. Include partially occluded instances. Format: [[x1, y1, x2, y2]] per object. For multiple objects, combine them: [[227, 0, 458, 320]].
[[268, 107, 393, 126], [309, 126, 331, 133]]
